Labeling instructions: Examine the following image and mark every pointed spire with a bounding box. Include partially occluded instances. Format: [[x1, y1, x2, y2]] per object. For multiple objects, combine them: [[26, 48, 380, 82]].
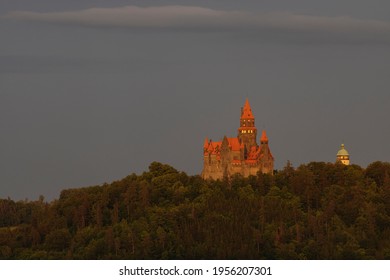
[[241, 98, 254, 119], [222, 135, 229, 145], [260, 130, 268, 143], [203, 137, 209, 149]]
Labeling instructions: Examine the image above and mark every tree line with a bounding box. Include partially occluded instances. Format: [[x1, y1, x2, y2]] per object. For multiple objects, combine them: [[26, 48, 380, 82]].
[[1, 161, 390, 259]]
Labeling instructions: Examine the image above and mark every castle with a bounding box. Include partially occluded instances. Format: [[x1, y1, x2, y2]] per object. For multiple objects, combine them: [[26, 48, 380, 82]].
[[202, 99, 274, 180]]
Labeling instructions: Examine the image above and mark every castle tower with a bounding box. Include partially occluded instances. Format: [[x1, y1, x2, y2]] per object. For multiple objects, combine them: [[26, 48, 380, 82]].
[[336, 144, 350, 165], [259, 130, 274, 173], [237, 98, 257, 158]]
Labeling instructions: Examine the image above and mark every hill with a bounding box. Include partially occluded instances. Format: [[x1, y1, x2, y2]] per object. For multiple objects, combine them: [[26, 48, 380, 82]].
[[1, 161, 390, 259]]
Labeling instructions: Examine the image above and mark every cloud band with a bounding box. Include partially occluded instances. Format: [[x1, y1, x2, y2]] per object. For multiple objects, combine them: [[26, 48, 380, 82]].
[[3, 6, 390, 42]]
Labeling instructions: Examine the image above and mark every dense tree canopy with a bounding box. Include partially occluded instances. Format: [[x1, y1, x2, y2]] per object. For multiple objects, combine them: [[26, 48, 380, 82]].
[[1, 161, 390, 259]]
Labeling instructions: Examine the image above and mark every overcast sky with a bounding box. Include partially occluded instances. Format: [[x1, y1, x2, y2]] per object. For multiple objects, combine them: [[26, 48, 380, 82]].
[[1, 0, 390, 201]]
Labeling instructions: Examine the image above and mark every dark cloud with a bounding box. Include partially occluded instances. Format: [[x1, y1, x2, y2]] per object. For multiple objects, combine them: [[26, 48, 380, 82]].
[[3, 5, 390, 41]]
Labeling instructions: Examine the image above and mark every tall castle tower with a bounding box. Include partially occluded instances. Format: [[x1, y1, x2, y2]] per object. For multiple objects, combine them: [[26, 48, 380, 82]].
[[202, 99, 274, 180], [336, 144, 350, 165], [238, 98, 257, 158]]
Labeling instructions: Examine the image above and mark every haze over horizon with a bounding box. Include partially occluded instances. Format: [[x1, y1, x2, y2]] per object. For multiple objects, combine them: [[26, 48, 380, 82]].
[[1, 1, 390, 201]]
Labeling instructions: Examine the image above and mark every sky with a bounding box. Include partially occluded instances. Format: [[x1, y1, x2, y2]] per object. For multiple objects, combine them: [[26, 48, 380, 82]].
[[1, 0, 390, 201]]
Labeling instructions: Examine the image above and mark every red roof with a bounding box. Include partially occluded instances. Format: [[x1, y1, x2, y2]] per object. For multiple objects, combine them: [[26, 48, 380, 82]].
[[247, 146, 259, 160], [213, 142, 221, 148], [227, 138, 241, 151], [261, 130, 268, 142], [259, 144, 274, 160], [203, 137, 209, 149], [207, 142, 214, 153], [208, 141, 221, 155]]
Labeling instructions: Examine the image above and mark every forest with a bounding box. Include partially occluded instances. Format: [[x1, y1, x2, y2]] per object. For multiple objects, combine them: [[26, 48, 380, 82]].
[[1, 161, 390, 259]]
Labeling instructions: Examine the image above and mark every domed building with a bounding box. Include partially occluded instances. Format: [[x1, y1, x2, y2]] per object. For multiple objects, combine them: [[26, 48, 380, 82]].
[[336, 144, 350, 165]]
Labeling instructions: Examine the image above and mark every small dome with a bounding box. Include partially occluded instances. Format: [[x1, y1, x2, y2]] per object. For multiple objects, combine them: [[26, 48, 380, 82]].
[[337, 144, 349, 156]]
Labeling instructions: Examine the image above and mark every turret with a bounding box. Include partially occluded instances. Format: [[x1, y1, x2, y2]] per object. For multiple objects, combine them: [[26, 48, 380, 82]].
[[260, 130, 268, 144], [259, 130, 274, 174]]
